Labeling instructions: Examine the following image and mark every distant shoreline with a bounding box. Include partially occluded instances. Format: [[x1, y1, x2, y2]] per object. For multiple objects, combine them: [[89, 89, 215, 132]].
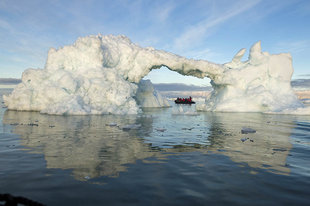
[[0, 78, 309, 93], [0, 78, 21, 85]]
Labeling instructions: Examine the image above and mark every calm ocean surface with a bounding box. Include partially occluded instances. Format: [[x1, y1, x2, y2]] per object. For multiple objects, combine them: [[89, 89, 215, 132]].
[[0, 89, 309, 206]]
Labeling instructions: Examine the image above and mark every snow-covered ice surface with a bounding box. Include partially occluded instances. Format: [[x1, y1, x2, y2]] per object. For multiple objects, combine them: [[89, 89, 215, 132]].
[[3, 34, 310, 115]]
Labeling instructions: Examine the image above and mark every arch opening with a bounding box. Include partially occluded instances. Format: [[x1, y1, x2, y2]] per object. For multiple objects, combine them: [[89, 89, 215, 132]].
[[136, 66, 213, 106], [143, 66, 211, 87]]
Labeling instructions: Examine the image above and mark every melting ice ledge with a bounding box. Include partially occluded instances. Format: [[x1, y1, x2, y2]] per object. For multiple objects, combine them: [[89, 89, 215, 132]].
[[3, 34, 310, 115]]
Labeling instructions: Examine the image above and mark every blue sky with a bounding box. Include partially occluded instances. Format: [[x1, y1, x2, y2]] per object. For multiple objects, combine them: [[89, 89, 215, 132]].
[[0, 0, 309, 85]]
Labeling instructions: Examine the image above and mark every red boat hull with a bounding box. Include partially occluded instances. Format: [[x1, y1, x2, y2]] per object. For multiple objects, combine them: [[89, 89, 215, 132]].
[[174, 100, 195, 104]]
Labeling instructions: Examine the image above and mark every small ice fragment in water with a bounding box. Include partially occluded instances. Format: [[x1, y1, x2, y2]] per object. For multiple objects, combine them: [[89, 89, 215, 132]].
[[272, 148, 287, 152], [241, 127, 256, 134], [121, 124, 142, 131], [155, 128, 166, 132], [182, 127, 194, 130], [106, 123, 118, 127], [28, 123, 39, 127]]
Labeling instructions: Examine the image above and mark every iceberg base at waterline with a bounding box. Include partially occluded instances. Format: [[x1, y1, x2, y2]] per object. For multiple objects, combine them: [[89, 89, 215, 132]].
[[3, 34, 309, 115]]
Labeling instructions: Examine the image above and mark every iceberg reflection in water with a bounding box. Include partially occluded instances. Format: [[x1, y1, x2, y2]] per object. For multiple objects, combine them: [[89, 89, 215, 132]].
[[3, 110, 157, 181], [2, 108, 297, 181]]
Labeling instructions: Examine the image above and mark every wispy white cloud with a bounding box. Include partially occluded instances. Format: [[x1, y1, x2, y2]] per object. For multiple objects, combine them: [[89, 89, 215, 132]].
[[173, 0, 261, 51], [273, 40, 310, 54], [0, 18, 11, 31], [238, 0, 301, 24], [183, 48, 220, 61], [288, 0, 310, 16], [153, 2, 176, 23]]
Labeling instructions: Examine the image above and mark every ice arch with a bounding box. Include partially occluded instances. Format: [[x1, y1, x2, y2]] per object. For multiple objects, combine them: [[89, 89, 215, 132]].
[[44, 34, 224, 83], [3, 34, 309, 115]]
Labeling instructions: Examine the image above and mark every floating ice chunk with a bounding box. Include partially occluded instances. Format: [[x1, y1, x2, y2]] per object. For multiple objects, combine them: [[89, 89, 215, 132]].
[[272, 148, 287, 152], [155, 128, 166, 132], [120, 124, 142, 131], [106, 123, 118, 127], [240, 137, 254, 142], [241, 127, 256, 134], [181, 127, 194, 130]]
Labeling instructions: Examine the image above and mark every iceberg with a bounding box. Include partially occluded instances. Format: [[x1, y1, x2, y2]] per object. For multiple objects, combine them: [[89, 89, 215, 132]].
[[3, 34, 309, 115]]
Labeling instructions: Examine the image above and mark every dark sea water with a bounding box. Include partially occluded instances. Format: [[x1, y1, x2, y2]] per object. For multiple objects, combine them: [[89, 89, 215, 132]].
[[0, 89, 309, 206]]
